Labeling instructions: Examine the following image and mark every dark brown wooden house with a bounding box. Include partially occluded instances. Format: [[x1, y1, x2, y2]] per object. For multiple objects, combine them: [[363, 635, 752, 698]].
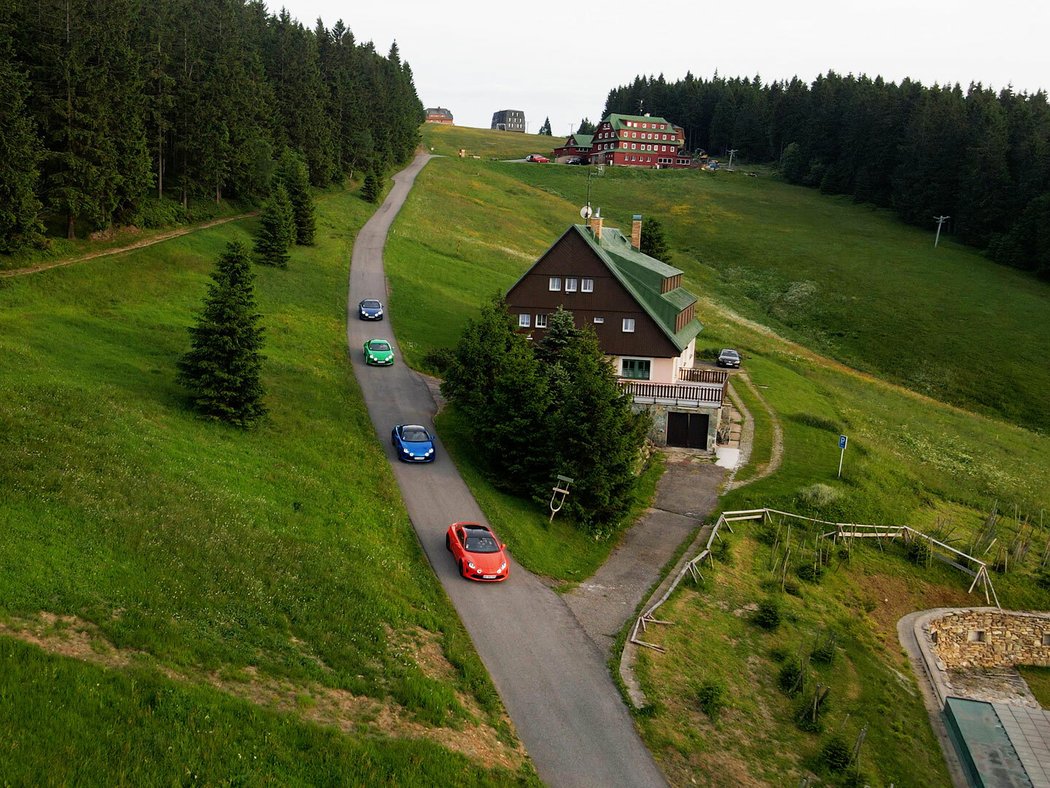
[[505, 216, 725, 450]]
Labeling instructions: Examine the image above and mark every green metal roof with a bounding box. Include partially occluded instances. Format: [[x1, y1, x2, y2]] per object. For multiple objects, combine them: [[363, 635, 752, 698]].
[[572, 224, 702, 352], [569, 133, 593, 147], [602, 113, 676, 132]]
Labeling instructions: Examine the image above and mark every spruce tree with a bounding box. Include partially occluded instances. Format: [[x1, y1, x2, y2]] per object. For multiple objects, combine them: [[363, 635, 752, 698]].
[[538, 116, 552, 135], [0, 24, 44, 253], [253, 181, 295, 267], [277, 148, 315, 244], [639, 216, 671, 262], [177, 241, 266, 427], [361, 169, 382, 203]]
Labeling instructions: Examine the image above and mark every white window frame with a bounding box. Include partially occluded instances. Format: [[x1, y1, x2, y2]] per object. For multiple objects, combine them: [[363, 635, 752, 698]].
[[565, 277, 578, 292], [535, 313, 548, 328], [548, 276, 561, 291], [622, 318, 636, 333], [519, 314, 531, 328], [593, 316, 605, 324], [581, 277, 594, 293]]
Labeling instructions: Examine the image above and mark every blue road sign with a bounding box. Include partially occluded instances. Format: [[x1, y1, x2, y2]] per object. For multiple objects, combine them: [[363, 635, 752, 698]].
[[839, 435, 848, 450]]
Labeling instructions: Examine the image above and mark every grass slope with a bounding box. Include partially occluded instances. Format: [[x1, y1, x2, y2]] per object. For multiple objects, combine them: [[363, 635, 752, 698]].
[[0, 186, 534, 782], [387, 125, 1050, 783]]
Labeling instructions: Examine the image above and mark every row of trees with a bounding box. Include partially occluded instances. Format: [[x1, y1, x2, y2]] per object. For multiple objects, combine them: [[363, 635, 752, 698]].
[[603, 72, 1050, 277], [442, 299, 650, 534], [1, 0, 422, 252]]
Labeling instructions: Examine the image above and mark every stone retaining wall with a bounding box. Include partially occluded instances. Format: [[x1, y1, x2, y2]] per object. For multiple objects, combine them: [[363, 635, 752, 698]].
[[930, 609, 1050, 669]]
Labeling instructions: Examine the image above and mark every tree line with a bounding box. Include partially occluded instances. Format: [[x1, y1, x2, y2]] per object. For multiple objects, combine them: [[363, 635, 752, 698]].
[[603, 72, 1050, 278], [0, 0, 423, 252]]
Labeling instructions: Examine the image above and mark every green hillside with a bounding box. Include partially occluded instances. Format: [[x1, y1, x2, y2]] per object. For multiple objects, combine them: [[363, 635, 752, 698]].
[[0, 188, 534, 783]]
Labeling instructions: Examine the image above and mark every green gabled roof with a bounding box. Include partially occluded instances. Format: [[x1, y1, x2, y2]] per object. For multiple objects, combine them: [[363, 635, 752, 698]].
[[602, 113, 676, 132], [572, 225, 702, 351], [569, 133, 593, 147]]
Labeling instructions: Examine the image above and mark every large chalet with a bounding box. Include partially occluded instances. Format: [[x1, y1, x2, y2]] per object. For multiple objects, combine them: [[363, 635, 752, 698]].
[[505, 215, 725, 450], [555, 114, 695, 169]]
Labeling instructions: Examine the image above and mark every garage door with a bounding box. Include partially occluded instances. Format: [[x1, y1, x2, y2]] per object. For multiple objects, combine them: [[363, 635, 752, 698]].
[[666, 412, 709, 449]]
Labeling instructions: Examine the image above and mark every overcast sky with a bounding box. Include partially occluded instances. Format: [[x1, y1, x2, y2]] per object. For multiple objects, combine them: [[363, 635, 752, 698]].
[[276, 0, 1048, 135]]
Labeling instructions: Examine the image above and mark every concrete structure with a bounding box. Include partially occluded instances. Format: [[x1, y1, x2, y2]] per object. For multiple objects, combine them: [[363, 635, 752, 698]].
[[491, 109, 525, 132], [424, 107, 454, 125], [505, 215, 723, 450]]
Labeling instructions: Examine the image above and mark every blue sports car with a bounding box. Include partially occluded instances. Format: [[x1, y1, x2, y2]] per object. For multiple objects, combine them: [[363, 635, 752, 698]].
[[391, 424, 436, 463], [359, 298, 384, 320]]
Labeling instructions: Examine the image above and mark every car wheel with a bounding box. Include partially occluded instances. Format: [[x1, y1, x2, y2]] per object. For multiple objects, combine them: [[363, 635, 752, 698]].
[[445, 533, 451, 551], [457, 559, 463, 577]]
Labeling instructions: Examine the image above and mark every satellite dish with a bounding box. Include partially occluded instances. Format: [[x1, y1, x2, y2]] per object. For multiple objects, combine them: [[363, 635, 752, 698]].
[[580, 204, 593, 220]]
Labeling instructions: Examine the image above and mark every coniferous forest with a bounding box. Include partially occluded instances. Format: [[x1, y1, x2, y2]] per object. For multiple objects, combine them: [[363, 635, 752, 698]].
[[0, 0, 423, 252], [604, 72, 1050, 278]]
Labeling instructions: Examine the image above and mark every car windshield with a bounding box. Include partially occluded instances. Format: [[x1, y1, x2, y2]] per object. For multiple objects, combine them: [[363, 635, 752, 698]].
[[402, 427, 430, 442], [369, 341, 390, 351], [721, 350, 738, 357], [464, 531, 500, 553], [362, 300, 381, 309]]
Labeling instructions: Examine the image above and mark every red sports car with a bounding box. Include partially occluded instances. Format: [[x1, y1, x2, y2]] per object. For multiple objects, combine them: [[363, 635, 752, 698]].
[[525, 154, 549, 163], [445, 521, 509, 582]]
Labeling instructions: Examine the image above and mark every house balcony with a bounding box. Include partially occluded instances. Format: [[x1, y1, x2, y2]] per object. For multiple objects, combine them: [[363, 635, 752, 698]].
[[618, 367, 728, 409]]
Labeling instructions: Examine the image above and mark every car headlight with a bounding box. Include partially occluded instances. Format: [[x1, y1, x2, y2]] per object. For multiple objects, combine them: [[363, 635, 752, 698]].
[[425, 448, 434, 456], [498, 561, 507, 573], [401, 447, 410, 454], [467, 561, 476, 570], [367, 355, 376, 361]]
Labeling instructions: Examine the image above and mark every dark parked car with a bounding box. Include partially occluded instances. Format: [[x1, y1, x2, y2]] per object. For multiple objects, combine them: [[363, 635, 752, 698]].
[[359, 299, 384, 320], [717, 348, 741, 368]]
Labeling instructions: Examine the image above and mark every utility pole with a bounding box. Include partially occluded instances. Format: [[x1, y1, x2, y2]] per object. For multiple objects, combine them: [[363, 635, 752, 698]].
[[726, 148, 739, 169], [933, 215, 950, 248]]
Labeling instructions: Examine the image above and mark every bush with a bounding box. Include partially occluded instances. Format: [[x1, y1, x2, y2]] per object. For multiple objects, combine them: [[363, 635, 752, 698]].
[[777, 657, 805, 696], [820, 735, 852, 772], [907, 539, 932, 567], [794, 686, 830, 733], [421, 347, 456, 376], [796, 563, 825, 583], [791, 413, 841, 432], [135, 198, 188, 229], [811, 632, 838, 666], [769, 646, 789, 663], [695, 679, 727, 720], [783, 579, 802, 597], [753, 598, 782, 630]]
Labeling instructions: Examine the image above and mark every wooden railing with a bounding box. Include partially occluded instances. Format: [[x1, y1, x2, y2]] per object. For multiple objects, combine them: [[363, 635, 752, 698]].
[[618, 380, 724, 407], [678, 367, 729, 384]]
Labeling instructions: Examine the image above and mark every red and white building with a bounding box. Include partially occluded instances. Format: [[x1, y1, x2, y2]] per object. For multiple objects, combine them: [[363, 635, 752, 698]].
[[552, 114, 695, 169], [589, 113, 694, 168]]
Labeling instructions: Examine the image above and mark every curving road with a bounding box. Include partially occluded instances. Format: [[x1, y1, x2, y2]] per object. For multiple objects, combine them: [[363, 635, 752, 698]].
[[346, 153, 666, 787]]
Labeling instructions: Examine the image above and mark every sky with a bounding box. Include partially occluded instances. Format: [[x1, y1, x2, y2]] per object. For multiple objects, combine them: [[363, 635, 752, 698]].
[[275, 0, 1049, 136]]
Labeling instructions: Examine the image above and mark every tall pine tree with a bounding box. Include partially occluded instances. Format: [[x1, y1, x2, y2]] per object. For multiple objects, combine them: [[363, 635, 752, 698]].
[[253, 182, 295, 267], [177, 241, 266, 427], [276, 148, 315, 245]]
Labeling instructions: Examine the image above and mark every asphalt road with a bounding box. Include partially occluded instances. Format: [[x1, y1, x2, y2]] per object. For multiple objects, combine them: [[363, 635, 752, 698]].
[[346, 153, 666, 787]]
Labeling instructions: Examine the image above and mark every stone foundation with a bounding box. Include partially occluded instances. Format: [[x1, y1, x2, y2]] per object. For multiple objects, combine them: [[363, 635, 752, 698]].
[[930, 609, 1050, 670]]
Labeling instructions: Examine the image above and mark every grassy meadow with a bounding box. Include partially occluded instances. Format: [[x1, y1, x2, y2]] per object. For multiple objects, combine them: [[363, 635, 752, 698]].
[[0, 184, 535, 783], [385, 124, 1050, 783]]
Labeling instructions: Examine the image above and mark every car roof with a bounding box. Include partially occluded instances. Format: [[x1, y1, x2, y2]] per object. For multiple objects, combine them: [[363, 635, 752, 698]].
[[401, 424, 427, 433]]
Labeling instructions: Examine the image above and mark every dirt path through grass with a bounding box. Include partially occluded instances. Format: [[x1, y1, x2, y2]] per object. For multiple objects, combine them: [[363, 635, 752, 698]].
[[0, 213, 257, 279]]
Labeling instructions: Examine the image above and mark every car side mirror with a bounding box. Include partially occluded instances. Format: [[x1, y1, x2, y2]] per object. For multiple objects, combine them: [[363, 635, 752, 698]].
[[501, 543, 506, 550]]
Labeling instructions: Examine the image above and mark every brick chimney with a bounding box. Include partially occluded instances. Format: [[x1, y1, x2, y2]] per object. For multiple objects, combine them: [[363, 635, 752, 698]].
[[631, 214, 643, 250], [588, 209, 603, 240]]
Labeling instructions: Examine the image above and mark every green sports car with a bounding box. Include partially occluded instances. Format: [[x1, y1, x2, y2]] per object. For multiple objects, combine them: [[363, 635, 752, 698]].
[[363, 338, 394, 366]]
